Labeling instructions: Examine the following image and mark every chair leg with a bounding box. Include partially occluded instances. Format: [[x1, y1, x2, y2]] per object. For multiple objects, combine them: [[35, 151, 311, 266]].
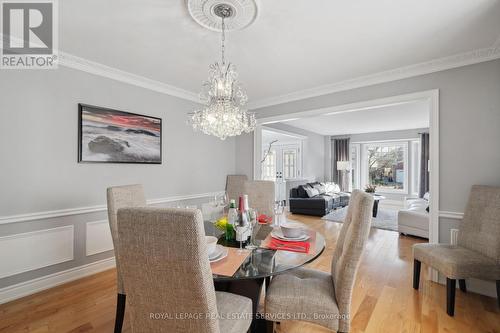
[[458, 279, 466, 292], [496, 280, 500, 308], [114, 293, 126, 333], [265, 320, 274, 333], [413, 259, 421, 290], [446, 278, 456, 316]]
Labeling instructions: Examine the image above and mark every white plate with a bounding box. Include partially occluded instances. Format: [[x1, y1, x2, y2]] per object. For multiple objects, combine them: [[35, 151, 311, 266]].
[[271, 229, 310, 241], [209, 245, 228, 263]]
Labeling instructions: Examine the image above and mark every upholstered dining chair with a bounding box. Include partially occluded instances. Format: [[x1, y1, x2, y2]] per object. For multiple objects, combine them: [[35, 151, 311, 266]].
[[265, 190, 374, 333], [243, 180, 275, 217], [413, 185, 500, 316], [226, 174, 248, 203], [116, 207, 253, 333], [106, 184, 147, 333]]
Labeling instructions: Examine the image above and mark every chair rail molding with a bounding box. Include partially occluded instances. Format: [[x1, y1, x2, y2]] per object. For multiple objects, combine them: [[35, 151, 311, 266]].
[[438, 211, 464, 220], [0, 191, 225, 225]]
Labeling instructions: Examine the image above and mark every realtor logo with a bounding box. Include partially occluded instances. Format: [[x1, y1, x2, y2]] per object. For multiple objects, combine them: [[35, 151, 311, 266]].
[[1, 0, 58, 69]]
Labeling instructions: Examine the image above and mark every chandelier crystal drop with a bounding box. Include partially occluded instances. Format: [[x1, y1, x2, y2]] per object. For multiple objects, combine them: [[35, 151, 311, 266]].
[[188, 4, 256, 140]]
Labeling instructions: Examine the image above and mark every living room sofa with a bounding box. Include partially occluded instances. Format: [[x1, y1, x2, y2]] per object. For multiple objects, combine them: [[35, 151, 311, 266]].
[[289, 182, 350, 216]]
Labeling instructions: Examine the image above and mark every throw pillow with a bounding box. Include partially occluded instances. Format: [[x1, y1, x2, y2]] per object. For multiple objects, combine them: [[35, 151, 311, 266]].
[[314, 183, 326, 194], [297, 185, 309, 198], [304, 186, 314, 198]]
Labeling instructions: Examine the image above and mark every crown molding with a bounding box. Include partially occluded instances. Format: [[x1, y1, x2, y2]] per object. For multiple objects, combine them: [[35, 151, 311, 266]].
[[58, 52, 199, 102], [247, 43, 500, 110], [0, 34, 198, 103]]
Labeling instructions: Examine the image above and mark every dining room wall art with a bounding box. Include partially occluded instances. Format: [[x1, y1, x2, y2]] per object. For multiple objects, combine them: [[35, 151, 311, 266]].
[[78, 104, 162, 164]]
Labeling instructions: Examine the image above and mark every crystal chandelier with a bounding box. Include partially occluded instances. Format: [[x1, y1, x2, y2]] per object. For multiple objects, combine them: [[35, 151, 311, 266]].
[[188, 4, 256, 140]]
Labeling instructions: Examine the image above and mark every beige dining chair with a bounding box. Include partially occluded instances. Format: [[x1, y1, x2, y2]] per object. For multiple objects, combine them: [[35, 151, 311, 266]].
[[226, 175, 248, 202], [116, 207, 253, 333], [264, 190, 374, 333], [413, 185, 500, 316], [106, 184, 147, 333], [243, 180, 275, 217]]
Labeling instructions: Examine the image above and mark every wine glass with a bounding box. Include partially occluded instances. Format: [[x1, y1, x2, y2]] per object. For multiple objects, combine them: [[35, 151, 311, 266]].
[[245, 209, 258, 250], [273, 201, 284, 227], [216, 192, 228, 214]]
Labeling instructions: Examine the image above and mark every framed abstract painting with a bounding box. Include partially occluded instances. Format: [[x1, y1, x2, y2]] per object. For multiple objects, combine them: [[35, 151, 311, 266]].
[[78, 104, 162, 164]]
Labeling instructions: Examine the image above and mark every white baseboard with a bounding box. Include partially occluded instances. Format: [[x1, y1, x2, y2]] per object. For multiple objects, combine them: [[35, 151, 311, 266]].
[[0, 257, 116, 305]]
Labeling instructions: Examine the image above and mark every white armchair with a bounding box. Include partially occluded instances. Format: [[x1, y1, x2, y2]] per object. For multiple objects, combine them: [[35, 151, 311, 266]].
[[398, 192, 429, 238]]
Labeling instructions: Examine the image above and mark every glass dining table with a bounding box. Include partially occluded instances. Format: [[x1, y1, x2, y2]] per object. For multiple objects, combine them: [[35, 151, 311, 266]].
[[204, 220, 326, 332]]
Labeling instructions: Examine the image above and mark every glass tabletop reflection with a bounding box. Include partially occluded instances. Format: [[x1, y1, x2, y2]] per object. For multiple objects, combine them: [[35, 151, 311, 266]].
[[204, 221, 326, 281]]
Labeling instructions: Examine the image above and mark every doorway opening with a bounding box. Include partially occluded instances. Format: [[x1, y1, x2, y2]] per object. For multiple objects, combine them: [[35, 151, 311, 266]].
[[253, 90, 439, 261]]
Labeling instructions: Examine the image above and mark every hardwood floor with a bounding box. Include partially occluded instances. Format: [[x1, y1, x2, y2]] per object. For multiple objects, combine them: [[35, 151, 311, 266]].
[[1, 214, 498, 333]]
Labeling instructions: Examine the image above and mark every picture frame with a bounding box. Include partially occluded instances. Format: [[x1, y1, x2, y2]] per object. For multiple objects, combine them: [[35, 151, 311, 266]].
[[78, 104, 162, 164]]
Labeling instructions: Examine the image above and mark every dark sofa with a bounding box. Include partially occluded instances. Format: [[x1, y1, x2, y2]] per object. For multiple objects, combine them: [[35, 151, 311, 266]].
[[289, 182, 350, 216]]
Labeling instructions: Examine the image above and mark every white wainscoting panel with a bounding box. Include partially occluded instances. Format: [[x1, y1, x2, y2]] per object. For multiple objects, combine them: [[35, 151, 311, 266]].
[[0, 226, 74, 279], [0, 257, 115, 304], [86, 220, 114, 256]]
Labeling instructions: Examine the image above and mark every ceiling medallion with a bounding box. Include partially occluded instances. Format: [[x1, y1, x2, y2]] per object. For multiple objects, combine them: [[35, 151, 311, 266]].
[[187, 0, 258, 31]]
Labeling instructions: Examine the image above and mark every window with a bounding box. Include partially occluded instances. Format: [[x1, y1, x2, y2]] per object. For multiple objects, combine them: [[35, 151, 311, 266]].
[[364, 142, 408, 192], [262, 150, 276, 181], [283, 148, 298, 179]]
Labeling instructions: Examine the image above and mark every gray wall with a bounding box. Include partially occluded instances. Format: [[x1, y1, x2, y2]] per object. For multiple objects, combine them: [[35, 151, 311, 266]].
[[234, 133, 253, 179], [264, 123, 325, 182], [240, 59, 500, 296], [0, 67, 235, 290], [0, 68, 235, 216]]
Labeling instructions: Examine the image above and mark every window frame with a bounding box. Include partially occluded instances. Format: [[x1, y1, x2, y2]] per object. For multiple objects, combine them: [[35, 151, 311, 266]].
[[350, 143, 361, 191], [410, 140, 421, 196]]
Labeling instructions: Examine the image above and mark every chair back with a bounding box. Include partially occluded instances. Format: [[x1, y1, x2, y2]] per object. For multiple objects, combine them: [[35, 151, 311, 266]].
[[458, 185, 500, 261], [243, 180, 275, 217], [117, 207, 220, 333], [331, 190, 373, 332], [226, 175, 248, 203], [106, 184, 146, 294]]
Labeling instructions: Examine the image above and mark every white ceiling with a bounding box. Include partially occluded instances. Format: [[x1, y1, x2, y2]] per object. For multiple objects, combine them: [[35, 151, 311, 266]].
[[60, 1, 500, 105], [283, 100, 429, 136]]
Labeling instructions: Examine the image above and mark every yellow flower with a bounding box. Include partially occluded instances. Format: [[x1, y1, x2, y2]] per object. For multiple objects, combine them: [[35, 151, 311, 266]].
[[215, 217, 228, 230]]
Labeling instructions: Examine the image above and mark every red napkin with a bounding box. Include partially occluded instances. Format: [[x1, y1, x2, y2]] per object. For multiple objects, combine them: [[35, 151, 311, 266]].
[[258, 214, 272, 224], [268, 237, 310, 253]]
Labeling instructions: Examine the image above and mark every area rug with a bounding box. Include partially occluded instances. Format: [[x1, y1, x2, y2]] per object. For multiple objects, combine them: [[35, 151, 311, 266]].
[[322, 207, 399, 232]]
